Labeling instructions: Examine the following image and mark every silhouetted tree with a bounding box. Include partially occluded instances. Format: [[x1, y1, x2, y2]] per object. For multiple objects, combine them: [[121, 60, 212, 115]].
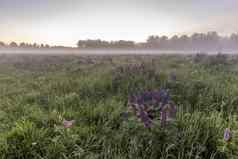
[[206, 32, 220, 50], [75, 32, 238, 51], [19, 42, 26, 48], [40, 44, 45, 48], [146, 35, 160, 48], [179, 35, 190, 50], [170, 35, 179, 49], [45, 44, 50, 48], [111, 40, 135, 48], [0, 41, 5, 47], [9, 42, 18, 47], [33, 43, 39, 48], [230, 33, 238, 50], [159, 36, 169, 50], [2, 31, 238, 51]]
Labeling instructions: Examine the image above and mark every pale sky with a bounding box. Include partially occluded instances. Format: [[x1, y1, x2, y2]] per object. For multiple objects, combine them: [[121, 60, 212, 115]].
[[0, 0, 237, 46]]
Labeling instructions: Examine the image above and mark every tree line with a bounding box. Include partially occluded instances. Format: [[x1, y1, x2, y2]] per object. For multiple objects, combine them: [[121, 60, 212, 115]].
[[0, 42, 51, 49], [0, 42, 74, 49], [1, 32, 238, 51], [77, 32, 238, 51]]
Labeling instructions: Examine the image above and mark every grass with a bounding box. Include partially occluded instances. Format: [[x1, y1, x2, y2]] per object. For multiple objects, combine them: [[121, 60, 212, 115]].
[[0, 54, 237, 159]]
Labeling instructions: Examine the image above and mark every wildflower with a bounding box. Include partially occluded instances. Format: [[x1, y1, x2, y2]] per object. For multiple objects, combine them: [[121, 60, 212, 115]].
[[137, 108, 152, 128], [136, 96, 145, 105], [158, 89, 170, 107], [151, 90, 162, 104], [224, 128, 232, 142], [63, 119, 75, 129], [140, 63, 145, 70], [128, 89, 176, 128], [141, 91, 153, 102]]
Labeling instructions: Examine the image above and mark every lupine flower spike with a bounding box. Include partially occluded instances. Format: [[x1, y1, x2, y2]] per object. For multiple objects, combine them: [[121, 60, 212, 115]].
[[223, 128, 232, 142], [128, 90, 176, 128], [137, 107, 152, 128]]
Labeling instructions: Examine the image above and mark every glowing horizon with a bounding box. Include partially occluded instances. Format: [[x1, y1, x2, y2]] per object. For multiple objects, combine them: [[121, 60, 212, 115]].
[[0, 0, 238, 47]]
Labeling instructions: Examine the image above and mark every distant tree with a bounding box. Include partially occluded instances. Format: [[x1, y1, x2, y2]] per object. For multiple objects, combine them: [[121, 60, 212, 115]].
[[230, 33, 238, 50], [77, 40, 86, 48], [111, 40, 135, 48], [45, 44, 50, 48], [24, 43, 31, 48], [33, 43, 39, 48], [146, 35, 160, 48], [40, 44, 45, 48], [159, 36, 169, 50], [9, 42, 18, 47], [0, 41, 5, 47], [206, 32, 220, 51], [191, 33, 207, 51], [75, 31, 238, 51], [170, 35, 179, 49], [179, 35, 190, 50], [77, 39, 136, 48], [19, 42, 26, 48]]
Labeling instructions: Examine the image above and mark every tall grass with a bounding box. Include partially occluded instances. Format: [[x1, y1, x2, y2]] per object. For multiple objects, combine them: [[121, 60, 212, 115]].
[[0, 54, 237, 159]]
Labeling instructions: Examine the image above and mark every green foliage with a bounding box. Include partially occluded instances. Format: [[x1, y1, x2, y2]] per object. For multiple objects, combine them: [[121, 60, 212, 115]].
[[0, 54, 237, 158]]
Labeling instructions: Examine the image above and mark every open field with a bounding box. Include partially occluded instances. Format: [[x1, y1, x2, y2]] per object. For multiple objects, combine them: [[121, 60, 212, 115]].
[[0, 53, 237, 159]]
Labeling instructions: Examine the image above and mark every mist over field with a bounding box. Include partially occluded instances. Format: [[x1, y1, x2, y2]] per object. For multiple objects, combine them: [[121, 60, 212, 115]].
[[0, 48, 238, 55]]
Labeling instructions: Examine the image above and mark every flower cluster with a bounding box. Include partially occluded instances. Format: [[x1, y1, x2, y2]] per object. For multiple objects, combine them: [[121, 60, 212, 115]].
[[223, 128, 232, 142], [63, 119, 75, 129], [128, 89, 176, 128]]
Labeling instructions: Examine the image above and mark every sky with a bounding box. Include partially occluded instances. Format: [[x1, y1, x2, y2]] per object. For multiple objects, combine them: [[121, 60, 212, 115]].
[[0, 0, 237, 46]]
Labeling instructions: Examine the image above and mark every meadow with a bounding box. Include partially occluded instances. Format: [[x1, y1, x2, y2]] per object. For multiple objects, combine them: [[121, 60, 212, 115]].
[[0, 53, 237, 159]]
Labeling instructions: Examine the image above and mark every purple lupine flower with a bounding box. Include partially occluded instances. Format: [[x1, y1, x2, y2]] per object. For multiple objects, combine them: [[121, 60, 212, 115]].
[[141, 91, 153, 103], [136, 96, 145, 105], [158, 89, 170, 107], [224, 128, 232, 142], [140, 63, 145, 70], [151, 90, 161, 104], [128, 95, 136, 104], [137, 108, 152, 128], [128, 90, 176, 128]]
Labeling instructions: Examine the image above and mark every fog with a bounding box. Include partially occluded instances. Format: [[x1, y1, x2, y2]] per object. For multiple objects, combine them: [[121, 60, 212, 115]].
[[0, 48, 238, 55]]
